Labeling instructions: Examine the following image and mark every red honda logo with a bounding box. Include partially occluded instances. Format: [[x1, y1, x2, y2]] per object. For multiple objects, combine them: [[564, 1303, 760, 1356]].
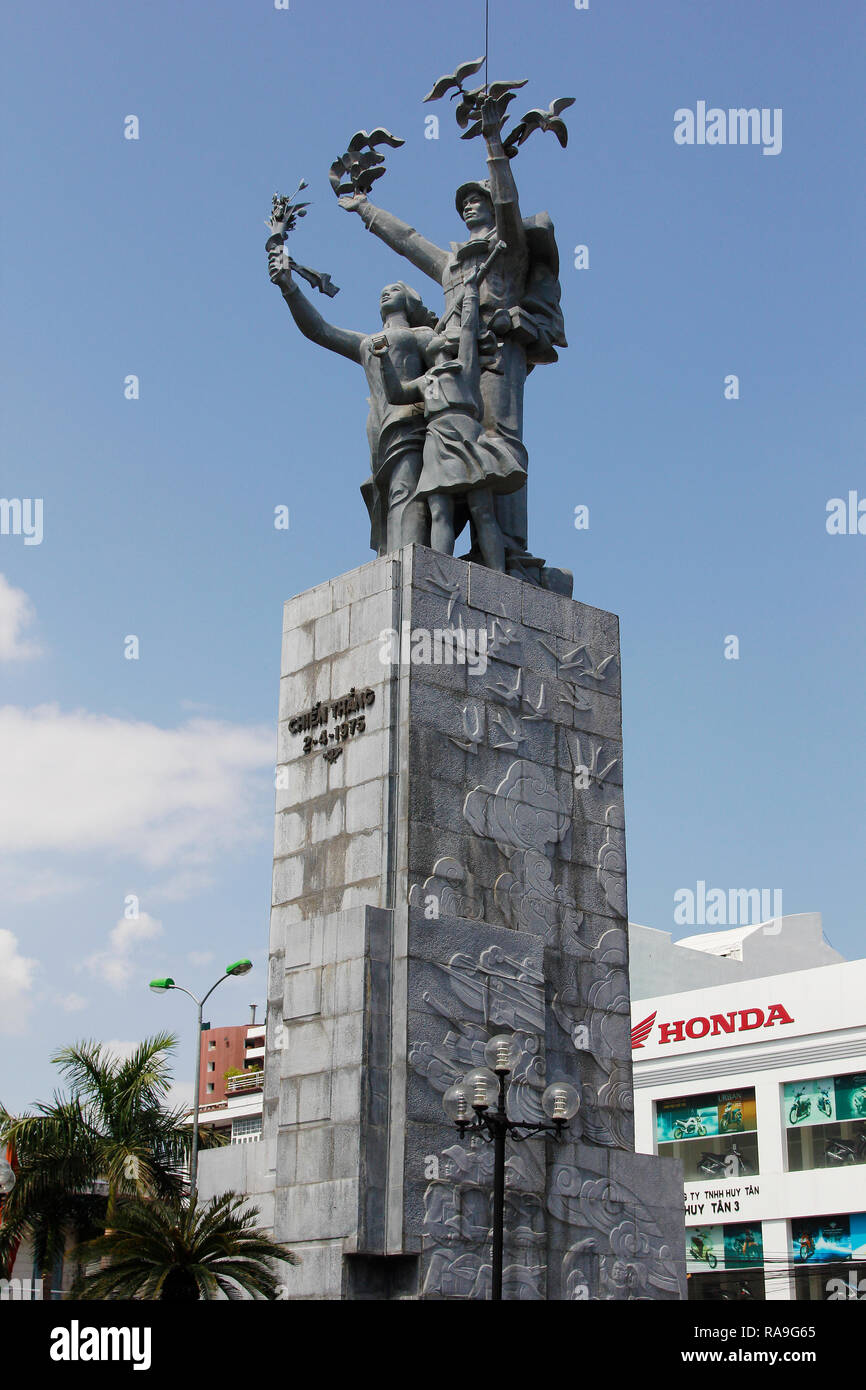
[[631, 1011, 657, 1049], [631, 1004, 794, 1048]]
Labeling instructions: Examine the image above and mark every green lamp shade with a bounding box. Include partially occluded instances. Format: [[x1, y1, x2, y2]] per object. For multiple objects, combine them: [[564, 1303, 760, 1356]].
[[226, 958, 253, 977], [149, 977, 175, 993]]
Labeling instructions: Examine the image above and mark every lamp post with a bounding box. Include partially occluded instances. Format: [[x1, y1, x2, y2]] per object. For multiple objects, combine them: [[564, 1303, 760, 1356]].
[[442, 1032, 580, 1301], [148, 959, 253, 1200]]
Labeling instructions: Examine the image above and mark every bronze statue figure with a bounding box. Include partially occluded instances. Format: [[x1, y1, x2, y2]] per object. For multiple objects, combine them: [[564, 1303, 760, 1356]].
[[266, 61, 575, 591], [372, 252, 526, 572]]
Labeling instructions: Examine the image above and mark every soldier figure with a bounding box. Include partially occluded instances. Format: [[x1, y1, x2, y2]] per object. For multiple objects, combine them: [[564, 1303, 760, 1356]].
[[339, 97, 566, 580]]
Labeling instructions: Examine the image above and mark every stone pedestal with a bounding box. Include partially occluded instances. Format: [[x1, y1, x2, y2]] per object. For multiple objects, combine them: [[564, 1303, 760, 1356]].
[[260, 544, 685, 1299]]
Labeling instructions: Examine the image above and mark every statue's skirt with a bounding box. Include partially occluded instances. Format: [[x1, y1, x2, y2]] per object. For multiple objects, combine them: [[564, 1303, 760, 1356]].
[[415, 407, 527, 500]]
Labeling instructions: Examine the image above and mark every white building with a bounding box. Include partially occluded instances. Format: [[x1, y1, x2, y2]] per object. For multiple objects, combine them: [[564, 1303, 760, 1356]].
[[630, 914, 866, 1301]]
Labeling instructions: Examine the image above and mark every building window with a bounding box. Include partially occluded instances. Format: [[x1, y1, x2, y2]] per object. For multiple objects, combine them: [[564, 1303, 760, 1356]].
[[206, 1083, 214, 1094], [784, 1072, 866, 1172], [231, 1115, 263, 1145], [207, 1061, 215, 1072], [655, 1088, 759, 1181], [208, 1040, 216, 1049]]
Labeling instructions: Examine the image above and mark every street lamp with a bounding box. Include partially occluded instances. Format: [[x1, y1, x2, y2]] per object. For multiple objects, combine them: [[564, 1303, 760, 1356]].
[[148, 958, 253, 1200], [442, 1032, 581, 1301]]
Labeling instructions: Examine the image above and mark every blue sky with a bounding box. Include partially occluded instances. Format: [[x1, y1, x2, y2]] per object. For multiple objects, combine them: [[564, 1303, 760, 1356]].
[[1, 0, 863, 1111]]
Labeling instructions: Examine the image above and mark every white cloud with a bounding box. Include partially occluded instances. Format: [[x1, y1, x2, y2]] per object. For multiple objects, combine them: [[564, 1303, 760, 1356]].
[[101, 1040, 141, 1064], [87, 912, 163, 990], [0, 930, 38, 1031], [0, 706, 274, 865], [168, 1079, 194, 1112], [0, 575, 41, 661], [187, 950, 214, 967], [0, 863, 92, 903], [148, 870, 215, 902], [57, 992, 88, 1012]]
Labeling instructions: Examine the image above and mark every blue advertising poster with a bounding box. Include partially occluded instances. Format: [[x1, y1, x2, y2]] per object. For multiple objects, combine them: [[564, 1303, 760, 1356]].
[[849, 1213, 866, 1262], [790, 1215, 851, 1264], [658, 1101, 719, 1143], [657, 1090, 756, 1144], [687, 1223, 765, 1271], [834, 1074, 866, 1123], [723, 1224, 764, 1269]]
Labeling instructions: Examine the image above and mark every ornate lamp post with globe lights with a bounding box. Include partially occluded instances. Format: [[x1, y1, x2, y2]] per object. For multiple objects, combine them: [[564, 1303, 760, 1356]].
[[442, 1032, 581, 1301]]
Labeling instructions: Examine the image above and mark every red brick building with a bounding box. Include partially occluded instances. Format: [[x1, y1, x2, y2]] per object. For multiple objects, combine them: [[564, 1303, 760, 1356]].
[[199, 1007, 266, 1105]]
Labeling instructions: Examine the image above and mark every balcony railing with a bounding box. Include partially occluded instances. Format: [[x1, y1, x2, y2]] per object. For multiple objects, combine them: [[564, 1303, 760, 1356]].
[[226, 1071, 263, 1095]]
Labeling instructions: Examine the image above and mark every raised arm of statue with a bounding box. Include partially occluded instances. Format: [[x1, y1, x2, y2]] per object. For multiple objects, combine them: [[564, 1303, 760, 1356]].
[[339, 193, 449, 286], [481, 101, 526, 262], [268, 248, 364, 363]]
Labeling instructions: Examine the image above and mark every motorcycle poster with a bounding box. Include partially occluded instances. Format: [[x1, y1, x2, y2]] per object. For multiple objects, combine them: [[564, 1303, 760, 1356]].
[[717, 1094, 756, 1134], [723, 1224, 764, 1269], [783, 1077, 836, 1127], [657, 1090, 756, 1144], [788, 1213, 864, 1263], [834, 1073, 866, 1123], [686, 1225, 723, 1272], [686, 1222, 764, 1272], [666, 1105, 718, 1143]]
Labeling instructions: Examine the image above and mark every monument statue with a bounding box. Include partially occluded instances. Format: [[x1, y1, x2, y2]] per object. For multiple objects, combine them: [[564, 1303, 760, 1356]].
[[372, 253, 528, 572], [196, 54, 688, 1303], [267, 60, 575, 591]]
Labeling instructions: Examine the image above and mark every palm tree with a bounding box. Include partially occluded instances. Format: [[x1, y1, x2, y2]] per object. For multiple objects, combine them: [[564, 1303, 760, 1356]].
[[0, 1105, 106, 1285], [72, 1193, 298, 1300], [0, 1033, 223, 1284]]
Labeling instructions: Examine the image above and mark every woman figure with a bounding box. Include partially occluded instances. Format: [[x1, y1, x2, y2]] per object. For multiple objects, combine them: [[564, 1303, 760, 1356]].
[[268, 231, 436, 554], [372, 266, 527, 571]]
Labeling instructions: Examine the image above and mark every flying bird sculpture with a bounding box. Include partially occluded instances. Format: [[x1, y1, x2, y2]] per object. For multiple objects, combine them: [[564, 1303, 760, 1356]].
[[422, 56, 487, 103], [423, 57, 533, 149], [422, 59, 574, 161], [502, 97, 576, 158], [454, 80, 527, 141], [329, 127, 405, 198]]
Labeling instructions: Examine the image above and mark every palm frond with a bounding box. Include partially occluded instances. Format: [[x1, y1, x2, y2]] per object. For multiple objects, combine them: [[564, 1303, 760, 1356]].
[[71, 1193, 298, 1301]]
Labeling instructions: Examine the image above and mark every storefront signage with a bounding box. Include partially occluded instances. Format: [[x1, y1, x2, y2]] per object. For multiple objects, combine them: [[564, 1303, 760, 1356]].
[[632, 1003, 794, 1049], [685, 1182, 761, 1220]]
